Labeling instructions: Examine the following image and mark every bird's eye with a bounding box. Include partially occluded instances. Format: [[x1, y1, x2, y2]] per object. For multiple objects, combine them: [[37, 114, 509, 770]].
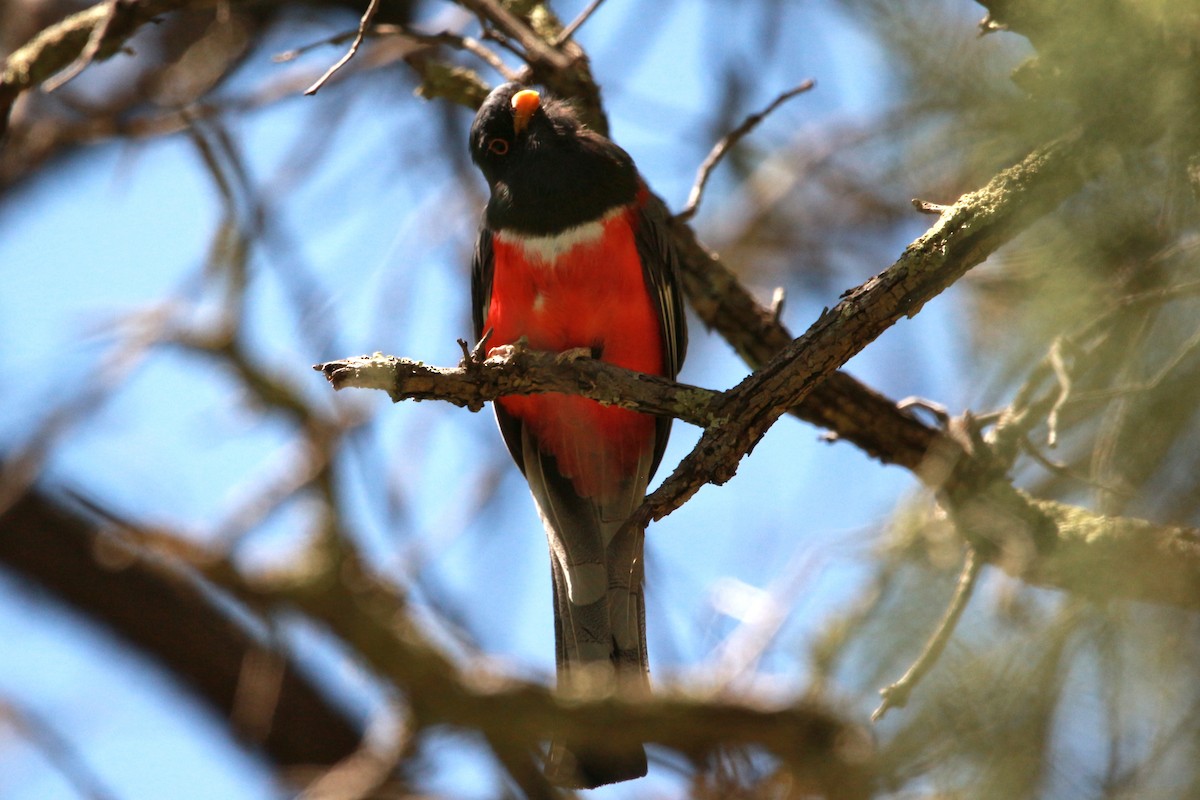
[[487, 138, 509, 155]]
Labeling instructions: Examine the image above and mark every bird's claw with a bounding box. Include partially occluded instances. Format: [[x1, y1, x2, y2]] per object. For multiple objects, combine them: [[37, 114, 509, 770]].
[[555, 347, 593, 364]]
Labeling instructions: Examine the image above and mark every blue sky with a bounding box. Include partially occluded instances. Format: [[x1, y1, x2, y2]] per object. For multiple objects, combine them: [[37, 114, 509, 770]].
[[0, 1, 995, 797]]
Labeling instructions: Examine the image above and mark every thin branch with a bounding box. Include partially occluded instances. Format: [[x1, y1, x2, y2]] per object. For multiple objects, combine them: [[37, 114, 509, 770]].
[[872, 547, 982, 722], [911, 198, 950, 215], [278, 23, 518, 82], [676, 80, 815, 223], [635, 128, 1109, 531], [41, 0, 122, 92], [992, 278, 1200, 464], [1019, 435, 1134, 498], [1066, 320, 1200, 406], [1045, 337, 1071, 447], [400, 28, 518, 81], [304, 0, 382, 96], [457, 0, 573, 72], [0, 698, 119, 800], [313, 344, 724, 428], [553, 0, 608, 47], [273, 23, 404, 62]]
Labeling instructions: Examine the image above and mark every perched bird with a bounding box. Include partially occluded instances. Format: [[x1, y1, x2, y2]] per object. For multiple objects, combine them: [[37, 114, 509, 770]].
[[469, 82, 687, 787]]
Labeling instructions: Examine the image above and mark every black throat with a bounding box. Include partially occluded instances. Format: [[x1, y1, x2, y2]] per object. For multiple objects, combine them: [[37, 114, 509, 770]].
[[471, 84, 640, 236]]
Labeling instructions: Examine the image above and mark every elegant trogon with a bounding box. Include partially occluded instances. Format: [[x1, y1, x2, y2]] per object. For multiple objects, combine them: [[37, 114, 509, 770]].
[[469, 82, 687, 787]]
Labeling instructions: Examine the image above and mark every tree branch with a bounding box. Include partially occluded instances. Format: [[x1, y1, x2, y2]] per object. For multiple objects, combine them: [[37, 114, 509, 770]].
[[0, 0, 203, 136], [872, 547, 982, 721], [313, 344, 725, 428], [0, 487, 363, 768], [219, 516, 875, 800], [676, 80, 816, 223], [636, 129, 1107, 527], [314, 346, 1200, 610]]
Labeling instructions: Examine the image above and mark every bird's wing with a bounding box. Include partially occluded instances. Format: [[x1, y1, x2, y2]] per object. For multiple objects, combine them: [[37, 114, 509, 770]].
[[632, 187, 688, 478], [471, 222, 529, 474]]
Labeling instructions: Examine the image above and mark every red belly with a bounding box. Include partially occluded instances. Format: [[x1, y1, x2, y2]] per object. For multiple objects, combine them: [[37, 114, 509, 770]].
[[486, 210, 663, 500]]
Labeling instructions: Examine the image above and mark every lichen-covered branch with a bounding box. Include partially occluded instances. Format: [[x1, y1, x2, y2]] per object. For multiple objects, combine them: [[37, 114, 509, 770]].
[[315, 343, 1200, 609], [313, 346, 724, 428], [0, 0, 206, 134], [638, 129, 1106, 526]]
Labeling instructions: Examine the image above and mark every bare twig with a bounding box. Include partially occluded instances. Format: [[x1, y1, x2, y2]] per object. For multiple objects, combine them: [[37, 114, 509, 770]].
[[1045, 338, 1071, 447], [0, 698, 118, 800], [872, 547, 982, 721], [769, 286, 786, 322], [274, 24, 403, 62], [676, 80, 815, 223], [897, 396, 951, 425], [911, 198, 950, 215], [42, 0, 122, 92], [279, 22, 516, 81], [1019, 436, 1134, 498], [993, 279, 1200, 464], [304, 0, 381, 96], [553, 0, 608, 47], [403, 28, 518, 80], [458, 0, 573, 72]]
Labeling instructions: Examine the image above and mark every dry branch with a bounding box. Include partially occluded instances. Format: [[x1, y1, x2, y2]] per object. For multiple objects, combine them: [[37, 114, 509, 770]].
[[677, 80, 816, 223], [0, 488, 363, 767], [637, 129, 1107, 527], [314, 345, 724, 428], [226, 515, 876, 800], [314, 348, 1200, 610], [0, 0, 203, 134]]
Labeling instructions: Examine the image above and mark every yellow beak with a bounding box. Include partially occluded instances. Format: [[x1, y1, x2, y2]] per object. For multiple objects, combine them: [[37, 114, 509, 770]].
[[511, 89, 540, 135]]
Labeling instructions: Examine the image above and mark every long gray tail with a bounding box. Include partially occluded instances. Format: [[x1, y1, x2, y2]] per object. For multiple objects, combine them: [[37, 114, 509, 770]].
[[544, 524, 648, 788], [521, 429, 651, 788]]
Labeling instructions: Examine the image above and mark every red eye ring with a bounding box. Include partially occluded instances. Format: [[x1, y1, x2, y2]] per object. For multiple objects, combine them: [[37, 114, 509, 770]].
[[487, 138, 509, 155]]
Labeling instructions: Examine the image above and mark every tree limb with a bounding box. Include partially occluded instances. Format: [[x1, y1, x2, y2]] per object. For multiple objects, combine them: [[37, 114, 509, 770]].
[[313, 345, 725, 428], [314, 346, 1200, 609], [219, 517, 876, 800], [637, 129, 1108, 527], [0, 487, 363, 768], [0, 0, 206, 136]]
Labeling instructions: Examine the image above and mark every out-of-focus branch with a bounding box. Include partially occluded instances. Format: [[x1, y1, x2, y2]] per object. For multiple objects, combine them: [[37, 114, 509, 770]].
[[457, 0, 570, 73], [1021, 499, 1200, 606], [0, 697, 118, 800], [222, 522, 875, 800], [0, 0, 203, 135], [0, 487, 363, 768], [454, 0, 607, 133], [872, 547, 982, 721]]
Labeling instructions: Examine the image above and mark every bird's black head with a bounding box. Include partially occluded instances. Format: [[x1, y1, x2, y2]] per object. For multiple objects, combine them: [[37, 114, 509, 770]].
[[469, 82, 638, 235]]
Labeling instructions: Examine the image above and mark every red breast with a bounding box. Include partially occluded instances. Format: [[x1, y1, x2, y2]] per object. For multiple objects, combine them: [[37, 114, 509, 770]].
[[486, 202, 663, 499]]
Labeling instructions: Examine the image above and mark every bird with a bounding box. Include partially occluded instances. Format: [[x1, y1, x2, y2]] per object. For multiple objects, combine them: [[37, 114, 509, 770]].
[[468, 81, 687, 788]]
